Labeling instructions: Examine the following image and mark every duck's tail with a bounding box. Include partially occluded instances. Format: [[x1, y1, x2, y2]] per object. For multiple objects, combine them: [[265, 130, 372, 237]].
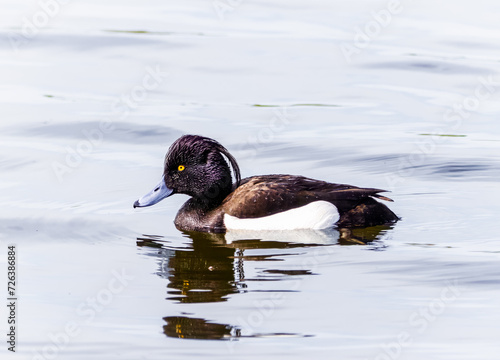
[[372, 193, 394, 202], [337, 197, 399, 228]]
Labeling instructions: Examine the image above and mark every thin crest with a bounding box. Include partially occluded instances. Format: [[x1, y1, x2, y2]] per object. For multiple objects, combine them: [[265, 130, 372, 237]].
[[211, 138, 241, 186]]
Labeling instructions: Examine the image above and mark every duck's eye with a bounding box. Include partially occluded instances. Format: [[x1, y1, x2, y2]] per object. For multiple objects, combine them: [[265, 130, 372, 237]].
[[178, 165, 185, 172]]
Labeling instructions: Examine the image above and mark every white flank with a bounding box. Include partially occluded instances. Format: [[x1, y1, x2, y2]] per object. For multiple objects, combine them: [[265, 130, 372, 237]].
[[224, 200, 339, 231]]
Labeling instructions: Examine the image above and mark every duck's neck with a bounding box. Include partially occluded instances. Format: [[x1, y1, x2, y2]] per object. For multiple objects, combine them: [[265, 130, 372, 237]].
[[193, 180, 234, 211]]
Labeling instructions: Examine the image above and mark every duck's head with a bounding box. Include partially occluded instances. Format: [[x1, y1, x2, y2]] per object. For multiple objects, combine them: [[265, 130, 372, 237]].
[[134, 135, 241, 209]]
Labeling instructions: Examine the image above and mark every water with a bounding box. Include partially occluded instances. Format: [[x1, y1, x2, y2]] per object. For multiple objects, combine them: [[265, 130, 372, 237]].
[[1, 1, 500, 359]]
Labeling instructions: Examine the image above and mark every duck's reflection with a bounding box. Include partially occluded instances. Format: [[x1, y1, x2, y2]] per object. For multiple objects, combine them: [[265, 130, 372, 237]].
[[138, 232, 243, 303], [163, 316, 238, 340], [136, 225, 393, 339], [166, 232, 243, 303]]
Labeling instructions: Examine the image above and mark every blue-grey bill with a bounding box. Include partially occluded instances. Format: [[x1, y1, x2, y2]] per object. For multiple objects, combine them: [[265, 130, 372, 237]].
[[133, 178, 173, 208]]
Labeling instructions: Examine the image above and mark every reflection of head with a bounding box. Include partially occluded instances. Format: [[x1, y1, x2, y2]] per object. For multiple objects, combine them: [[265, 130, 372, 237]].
[[166, 235, 239, 303], [138, 231, 243, 304]]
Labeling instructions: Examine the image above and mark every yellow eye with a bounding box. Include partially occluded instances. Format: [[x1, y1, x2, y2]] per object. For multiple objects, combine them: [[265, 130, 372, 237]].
[[178, 165, 185, 172]]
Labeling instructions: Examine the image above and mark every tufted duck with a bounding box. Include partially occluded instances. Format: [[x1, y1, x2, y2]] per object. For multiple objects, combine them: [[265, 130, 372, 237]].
[[134, 135, 399, 232]]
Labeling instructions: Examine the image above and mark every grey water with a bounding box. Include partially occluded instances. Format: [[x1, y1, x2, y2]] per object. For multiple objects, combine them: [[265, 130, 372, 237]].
[[1, 1, 500, 359]]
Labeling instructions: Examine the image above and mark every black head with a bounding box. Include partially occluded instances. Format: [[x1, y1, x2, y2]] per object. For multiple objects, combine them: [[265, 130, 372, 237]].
[[134, 135, 240, 209], [164, 135, 240, 202]]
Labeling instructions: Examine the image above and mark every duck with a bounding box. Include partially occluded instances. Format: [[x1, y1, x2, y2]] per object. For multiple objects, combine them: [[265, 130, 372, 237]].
[[134, 135, 399, 233]]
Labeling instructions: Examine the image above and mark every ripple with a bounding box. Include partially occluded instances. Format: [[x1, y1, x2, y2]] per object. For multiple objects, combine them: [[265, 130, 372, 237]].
[[9, 121, 182, 144], [365, 60, 488, 75]]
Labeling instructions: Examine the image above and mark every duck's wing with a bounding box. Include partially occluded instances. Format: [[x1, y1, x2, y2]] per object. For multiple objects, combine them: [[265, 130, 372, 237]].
[[222, 175, 393, 219]]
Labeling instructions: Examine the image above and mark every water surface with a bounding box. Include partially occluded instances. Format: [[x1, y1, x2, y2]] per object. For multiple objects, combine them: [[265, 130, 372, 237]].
[[1, 1, 500, 359]]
